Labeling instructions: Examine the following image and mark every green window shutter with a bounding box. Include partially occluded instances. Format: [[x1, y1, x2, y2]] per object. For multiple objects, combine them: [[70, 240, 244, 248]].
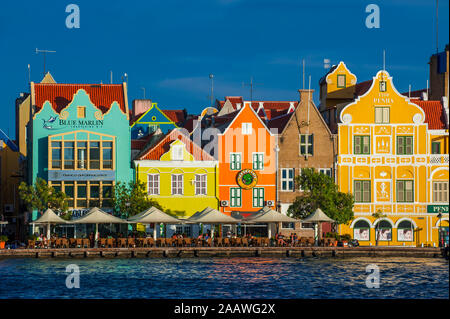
[[363, 136, 370, 154], [405, 136, 413, 154], [354, 136, 361, 154], [308, 135, 314, 155], [354, 181, 361, 202], [397, 137, 404, 155]]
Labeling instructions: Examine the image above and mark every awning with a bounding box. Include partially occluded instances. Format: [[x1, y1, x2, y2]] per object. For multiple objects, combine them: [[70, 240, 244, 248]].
[[241, 206, 299, 224], [70, 207, 127, 224], [186, 207, 240, 224], [127, 206, 182, 224], [32, 208, 67, 224], [301, 208, 335, 223]]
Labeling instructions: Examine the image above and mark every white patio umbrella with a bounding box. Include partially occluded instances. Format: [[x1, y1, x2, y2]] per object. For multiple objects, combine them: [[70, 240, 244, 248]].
[[301, 208, 335, 244], [71, 207, 127, 246], [187, 207, 240, 240], [32, 208, 68, 244], [127, 206, 183, 239], [243, 206, 299, 238]]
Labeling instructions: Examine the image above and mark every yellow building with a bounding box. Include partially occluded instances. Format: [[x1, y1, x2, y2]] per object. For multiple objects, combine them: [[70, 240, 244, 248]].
[[134, 129, 219, 237], [336, 65, 449, 247]]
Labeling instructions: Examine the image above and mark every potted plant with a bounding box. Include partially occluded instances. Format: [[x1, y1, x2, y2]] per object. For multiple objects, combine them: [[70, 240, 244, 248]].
[[340, 234, 352, 247], [0, 235, 8, 249]]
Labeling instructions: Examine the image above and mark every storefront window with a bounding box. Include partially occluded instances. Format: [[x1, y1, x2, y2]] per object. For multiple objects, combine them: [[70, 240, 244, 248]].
[[51, 141, 62, 168], [353, 220, 370, 241], [64, 141, 75, 169], [397, 220, 414, 242], [375, 220, 392, 241], [77, 142, 87, 169], [102, 142, 113, 169], [89, 142, 100, 169]]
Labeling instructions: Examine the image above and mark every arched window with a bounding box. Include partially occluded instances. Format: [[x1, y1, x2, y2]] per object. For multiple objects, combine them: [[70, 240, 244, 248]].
[[354, 220, 370, 241], [397, 220, 414, 242], [375, 220, 392, 241]]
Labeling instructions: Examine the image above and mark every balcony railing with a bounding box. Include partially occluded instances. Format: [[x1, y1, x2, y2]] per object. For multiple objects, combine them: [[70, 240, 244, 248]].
[[430, 154, 449, 164]]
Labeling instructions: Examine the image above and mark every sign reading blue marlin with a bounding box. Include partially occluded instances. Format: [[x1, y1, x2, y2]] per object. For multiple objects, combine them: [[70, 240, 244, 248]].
[[42, 116, 57, 129]]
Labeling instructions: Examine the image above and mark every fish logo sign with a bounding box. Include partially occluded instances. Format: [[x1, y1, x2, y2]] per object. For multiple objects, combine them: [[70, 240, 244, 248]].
[[42, 116, 57, 129]]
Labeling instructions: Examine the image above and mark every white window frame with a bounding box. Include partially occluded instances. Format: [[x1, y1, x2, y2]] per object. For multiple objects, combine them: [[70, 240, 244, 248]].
[[318, 168, 332, 178], [432, 181, 448, 203], [195, 174, 207, 195], [171, 174, 183, 195], [252, 187, 264, 207], [147, 174, 160, 195], [375, 107, 390, 124], [171, 145, 184, 161], [230, 188, 242, 207], [252, 152, 264, 170], [230, 152, 241, 170], [281, 168, 295, 191], [242, 122, 252, 135], [299, 134, 313, 156]]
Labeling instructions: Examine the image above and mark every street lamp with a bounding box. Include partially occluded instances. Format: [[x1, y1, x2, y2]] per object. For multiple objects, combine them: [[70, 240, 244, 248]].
[[437, 213, 443, 247]]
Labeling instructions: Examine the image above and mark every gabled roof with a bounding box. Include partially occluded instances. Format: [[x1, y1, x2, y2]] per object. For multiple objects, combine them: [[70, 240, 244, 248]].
[[412, 100, 447, 130], [163, 109, 186, 123], [354, 80, 373, 97], [137, 129, 215, 161], [0, 129, 19, 152], [267, 112, 294, 133], [32, 82, 127, 114], [217, 96, 297, 113]]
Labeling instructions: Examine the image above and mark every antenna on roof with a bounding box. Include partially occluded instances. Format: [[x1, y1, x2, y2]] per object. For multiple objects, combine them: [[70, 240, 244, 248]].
[[110, 70, 113, 84], [436, 0, 439, 54], [27, 64, 31, 83], [427, 80, 429, 99], [302, 59, 305, 90], [209, 74, 214, 107], [409, 84, 411, 98], [141, 87, 146, 99], [35, 48, 56, 76], [242, 76, 263, 102]]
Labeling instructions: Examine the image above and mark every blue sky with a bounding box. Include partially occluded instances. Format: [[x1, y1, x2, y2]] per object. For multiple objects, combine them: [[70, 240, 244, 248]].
[[0, 0, 448, 139]]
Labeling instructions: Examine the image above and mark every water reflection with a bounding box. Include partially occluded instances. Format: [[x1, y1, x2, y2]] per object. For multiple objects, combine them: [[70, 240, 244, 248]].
[[0, 257, 448, 299]]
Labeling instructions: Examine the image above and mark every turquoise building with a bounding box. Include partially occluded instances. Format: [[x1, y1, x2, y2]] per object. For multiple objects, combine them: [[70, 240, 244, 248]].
[[28, 81, 133, 222]]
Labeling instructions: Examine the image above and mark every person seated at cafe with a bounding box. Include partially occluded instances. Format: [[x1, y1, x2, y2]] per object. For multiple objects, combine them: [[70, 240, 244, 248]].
[[172, 233, 177, 240], [226, 231, 231, 238], [204, 233, 210, 240], [197, 233, 203, 240]]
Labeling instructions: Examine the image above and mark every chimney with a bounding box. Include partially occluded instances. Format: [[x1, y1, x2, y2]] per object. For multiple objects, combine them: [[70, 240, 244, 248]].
[[132, 99, 152, 118], [421, 91, 428, 101], [298, 89, 315, 103]]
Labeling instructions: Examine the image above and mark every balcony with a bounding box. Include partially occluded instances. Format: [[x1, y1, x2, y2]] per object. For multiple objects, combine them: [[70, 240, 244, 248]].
[[430, 154, 449, 164]]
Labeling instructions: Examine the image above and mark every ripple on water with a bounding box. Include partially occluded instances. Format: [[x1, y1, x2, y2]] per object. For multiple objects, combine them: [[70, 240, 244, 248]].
[[0, 257, 448, 299]]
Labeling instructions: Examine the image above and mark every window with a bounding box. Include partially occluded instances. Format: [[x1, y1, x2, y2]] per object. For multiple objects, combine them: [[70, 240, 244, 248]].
[[51, 141, 62, 168], [354, 136, 370, 154], [89, 182, 100, 207], [282, 222, 294, 229], [171, 174, 183, 195], [63, 142, 75, 169], [397, 136, 413, 155], [319, 168, 332, 178], [77, 142, 87, 169], [172, 145, 184, 161], [375, 107, 390, 124], [301, 223, 314, 229], [354, 180, 371, 203], [337, 74, 346, 88], [375, 220, 392, 241], [299, 134, 313, 156], [431, 142, 441, 154], [353, 220, 370, 241], [242, 123, 252, 135], [379, 81, 387, 92], [252, 188, 264, 207], [76, 182, 87, 208], [77, 106, 86, 118], [230, 153, 241, 170], [397, 220, 414, 242], [64, 181, 74, 208], [148, 174, 160, 195], [230, 188, 241, 207], [195, 174, 207, 195], [433, 182, 448, 203], [89, 142, 100, 169], [102, 142, 113, 169], [51, 180, 114, 209], [397, 180, 414, 202], [175, 226, 191, 237], [281, 168, 294, 191], [252, 153, 264, 170]]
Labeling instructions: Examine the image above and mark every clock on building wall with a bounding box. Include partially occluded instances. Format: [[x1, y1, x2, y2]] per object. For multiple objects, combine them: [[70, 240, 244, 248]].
[[236, 169, 258, 189]]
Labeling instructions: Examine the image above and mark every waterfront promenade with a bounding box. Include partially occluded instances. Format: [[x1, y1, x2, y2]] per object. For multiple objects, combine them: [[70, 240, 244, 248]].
[[0, 246, 447, 259]]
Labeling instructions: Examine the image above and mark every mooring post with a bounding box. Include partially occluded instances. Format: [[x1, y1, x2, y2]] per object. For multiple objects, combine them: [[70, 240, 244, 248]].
[[286, 250, 291, 257], [163, 250, 169, 258]]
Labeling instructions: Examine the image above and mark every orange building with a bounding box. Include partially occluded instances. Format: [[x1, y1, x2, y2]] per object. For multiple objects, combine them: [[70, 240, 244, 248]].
[[217, 102, 276, 219]]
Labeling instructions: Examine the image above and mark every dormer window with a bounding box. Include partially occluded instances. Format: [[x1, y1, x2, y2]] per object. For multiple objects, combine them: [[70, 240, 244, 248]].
[[337, 74, 346, 88], [242, 123, 252, 135], [77, 106, 86, 118], [172, 145, 184, 160]]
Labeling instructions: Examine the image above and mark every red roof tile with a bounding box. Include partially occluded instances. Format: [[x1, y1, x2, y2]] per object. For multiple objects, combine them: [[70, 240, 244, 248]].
[[163, 109, 186, 123], [33, 83, 126, 114], [354, 80, 373, 97], [412, 100, 447, 130], [138, 129, 214, 161]]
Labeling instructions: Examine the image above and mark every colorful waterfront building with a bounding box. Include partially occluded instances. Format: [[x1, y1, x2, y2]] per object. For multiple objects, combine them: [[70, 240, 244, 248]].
[[217, 102, 277, 221], [133, 129, 219, 236], [267, 89, 336, 237], [28, 79, 133, 224], [337, 67, 449, 247]]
